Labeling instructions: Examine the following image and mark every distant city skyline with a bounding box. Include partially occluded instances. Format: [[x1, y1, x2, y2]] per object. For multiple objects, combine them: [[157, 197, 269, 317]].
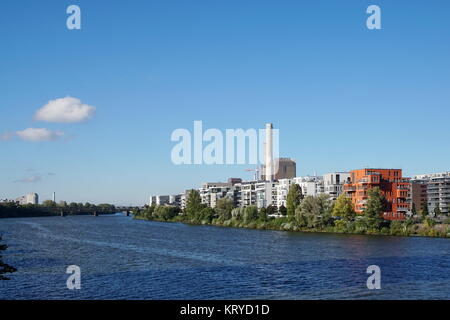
[[1, 0, 450, 205]]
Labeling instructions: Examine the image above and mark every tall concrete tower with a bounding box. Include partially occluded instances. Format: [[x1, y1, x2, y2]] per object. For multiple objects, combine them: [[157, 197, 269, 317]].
[[52, 192, 56, 203], [265, 123, 273, 181]]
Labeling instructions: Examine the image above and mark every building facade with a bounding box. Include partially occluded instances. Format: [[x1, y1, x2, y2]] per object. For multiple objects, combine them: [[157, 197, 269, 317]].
[[413, 172, 450, 215], [344, 168, 410, 220], [260, 158, 296, 181], [255, 181, 278, 209], [323, 172, 350, 200], [409, 180, 428, 215], [16, 193, 39, 205], [149, 194, 181, 207], [276, 176, 324, 208]]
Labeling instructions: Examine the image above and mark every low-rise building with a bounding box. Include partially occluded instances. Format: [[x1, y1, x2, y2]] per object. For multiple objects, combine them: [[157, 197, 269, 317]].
[[149, 194, 182, 207]]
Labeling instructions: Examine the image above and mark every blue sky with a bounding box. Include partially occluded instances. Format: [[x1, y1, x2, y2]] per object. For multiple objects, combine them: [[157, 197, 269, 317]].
[[1, 0, 449, 205]]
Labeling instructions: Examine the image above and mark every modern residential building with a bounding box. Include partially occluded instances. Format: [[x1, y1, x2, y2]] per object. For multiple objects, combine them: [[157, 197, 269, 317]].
[[238, 181, 257, 207], [409, 180, 428, 215], [292, 176, 324, 197], [275, 178, 291, 208], [344, 168, 410, 220], [413, 172, 450, 215], [276, 176, 324, 208], [255, 181, 278, 209], [199, 178, 242, 208], [15, 193, 39, 205], [149, 194, 181, 207], [323, 172, 351, 200]]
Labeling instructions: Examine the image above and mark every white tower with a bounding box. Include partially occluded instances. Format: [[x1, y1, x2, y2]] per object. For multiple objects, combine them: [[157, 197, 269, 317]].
[[265, 123, 273, 181], [52, 192, 56, 203]]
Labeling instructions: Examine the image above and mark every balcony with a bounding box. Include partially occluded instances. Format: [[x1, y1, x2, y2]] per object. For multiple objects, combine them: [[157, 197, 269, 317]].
[[344, 186, 356, 192]]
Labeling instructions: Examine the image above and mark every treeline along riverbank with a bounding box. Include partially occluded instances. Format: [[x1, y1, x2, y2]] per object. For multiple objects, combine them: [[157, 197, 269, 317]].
[[0, 201, 116, 218], [134, 188, 450, 238]]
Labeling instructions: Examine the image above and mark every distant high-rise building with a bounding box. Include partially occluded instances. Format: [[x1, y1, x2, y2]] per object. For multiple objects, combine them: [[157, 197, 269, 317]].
[[16, 193, 39, 205]]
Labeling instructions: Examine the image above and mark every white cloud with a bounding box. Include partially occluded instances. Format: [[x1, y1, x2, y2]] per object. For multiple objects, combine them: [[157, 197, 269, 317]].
[[34, 96, 96, 123], [15, 128, 64, 142]]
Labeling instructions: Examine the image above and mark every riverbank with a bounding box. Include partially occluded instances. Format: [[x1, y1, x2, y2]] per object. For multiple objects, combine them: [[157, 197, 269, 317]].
[[0, 203, 117, 219], [135, 215, 450, 238]]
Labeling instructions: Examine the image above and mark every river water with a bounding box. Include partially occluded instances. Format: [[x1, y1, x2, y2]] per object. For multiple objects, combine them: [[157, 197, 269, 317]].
[[0, 214, 449, 299]]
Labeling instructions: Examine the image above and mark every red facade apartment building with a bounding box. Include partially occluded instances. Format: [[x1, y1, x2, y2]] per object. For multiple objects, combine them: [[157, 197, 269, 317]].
[[343, 168, 410, 220]]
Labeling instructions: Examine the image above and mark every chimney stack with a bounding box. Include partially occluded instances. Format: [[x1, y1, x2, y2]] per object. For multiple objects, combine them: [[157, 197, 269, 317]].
[[265, 123, 273, 181]]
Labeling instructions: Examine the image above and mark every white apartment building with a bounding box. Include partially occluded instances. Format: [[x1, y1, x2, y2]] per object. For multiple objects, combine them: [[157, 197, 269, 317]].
[[199, 182, 234, 208], [238, 181, 257, 208], [292, 176, 324, 197], [276, 176, 324, 208], [255, 181, 278, 209], [16, 193, 39, 205], [149, 194, 181, 207], [323, 172, 350, 200], [413, 172, 450, 214]]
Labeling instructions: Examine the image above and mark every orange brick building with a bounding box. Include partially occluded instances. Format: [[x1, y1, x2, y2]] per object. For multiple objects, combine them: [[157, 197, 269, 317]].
[[343, 169, 410, 220]]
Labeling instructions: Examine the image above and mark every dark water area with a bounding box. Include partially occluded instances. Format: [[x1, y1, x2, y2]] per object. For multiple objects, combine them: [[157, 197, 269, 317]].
[[1, 214, 449, 299]]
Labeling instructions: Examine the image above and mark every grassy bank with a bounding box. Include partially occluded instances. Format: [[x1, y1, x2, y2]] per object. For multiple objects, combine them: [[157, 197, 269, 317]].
[[135, 212, 450, 238]]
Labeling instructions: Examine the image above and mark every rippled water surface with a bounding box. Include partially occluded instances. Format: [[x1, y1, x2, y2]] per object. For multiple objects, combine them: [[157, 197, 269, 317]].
[[1, 215, 449, 299]]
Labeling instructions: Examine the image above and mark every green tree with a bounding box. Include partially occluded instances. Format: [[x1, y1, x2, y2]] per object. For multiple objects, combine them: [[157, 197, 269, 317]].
[[185, 189, 203, 219], [231, 208, 243, 220], [244, 206, 258, 222], [154, 205, 179, 220], [266, 205, 277, 216], [42, 200, 56, 207], [294, 205, 307, 227], [434, 206, 442, 216], [58, 201, 67, 207], [215, 198, 234, 220], [364, 187, 386, 230], [258, 207, 267, 221], [279, 205, 287, 216], [286, 184, 303, 218], [144, 203, 156, 219], [332, 193, 355, 221], [420, 203, 429, 220], [0, 235, 17, 280], [297, 195, 333, 229], [199, 207, 215, 223]]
